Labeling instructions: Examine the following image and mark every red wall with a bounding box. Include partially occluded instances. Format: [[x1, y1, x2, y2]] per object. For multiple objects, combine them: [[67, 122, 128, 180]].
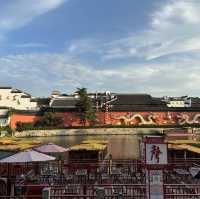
[[106, 112, 200, 125], [10, 114, 41, 129], [10, 111, 200, 129]]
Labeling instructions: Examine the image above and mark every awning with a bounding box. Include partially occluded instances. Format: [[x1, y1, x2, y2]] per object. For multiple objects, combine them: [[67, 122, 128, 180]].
[[35, 143, 68, 153], [0, 149, 56, 163]]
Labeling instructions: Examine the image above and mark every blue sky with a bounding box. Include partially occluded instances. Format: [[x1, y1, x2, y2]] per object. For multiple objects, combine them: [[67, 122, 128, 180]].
[[0, 0, 200, 97]]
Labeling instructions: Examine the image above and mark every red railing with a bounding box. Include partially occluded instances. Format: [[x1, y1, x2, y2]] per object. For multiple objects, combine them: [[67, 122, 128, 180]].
[[164, 184, 200, 199], [2, 159, 200, 198], [2, 183, 200, 198], [0, 197, 42, 199], [50, 184, 146, 199]]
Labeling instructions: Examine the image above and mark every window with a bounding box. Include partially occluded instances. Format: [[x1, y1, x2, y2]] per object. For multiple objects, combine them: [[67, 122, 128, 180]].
[[13, 95, 17, 101]]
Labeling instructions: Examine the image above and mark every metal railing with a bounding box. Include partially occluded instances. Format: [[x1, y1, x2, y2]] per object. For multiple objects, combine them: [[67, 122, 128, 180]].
[[2, 159, 200, 198], [164, 184, 200, 199], [50, 184, 146, 199], [2, 184, 200, 198]]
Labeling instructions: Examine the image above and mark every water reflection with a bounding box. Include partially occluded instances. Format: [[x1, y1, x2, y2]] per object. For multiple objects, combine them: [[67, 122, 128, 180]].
[[27, 135, 139, 159]]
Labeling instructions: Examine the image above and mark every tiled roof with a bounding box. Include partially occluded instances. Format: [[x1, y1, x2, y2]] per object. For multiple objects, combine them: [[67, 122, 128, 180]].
[[0, 107, 9, 109], [110, 94, 152, 105], [21, 95, 31, 98], [50, 98, 78, 108], [30, 98, 50, 106], [0, 87, 12, 89], [191, 98, 200, 107], [107, 94, 167, 111], [48, 94, 168, 111], [11, 89, 22, 93], [47, 93, 200, 111]]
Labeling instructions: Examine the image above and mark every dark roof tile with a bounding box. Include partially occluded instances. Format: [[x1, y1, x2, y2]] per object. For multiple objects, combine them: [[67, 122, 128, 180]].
[[110, 94, 154, 105], [21, 95, 31, 98], [51, 98, 78, 108], [31, 98, 50, 106], [0, 87, 12, 89]]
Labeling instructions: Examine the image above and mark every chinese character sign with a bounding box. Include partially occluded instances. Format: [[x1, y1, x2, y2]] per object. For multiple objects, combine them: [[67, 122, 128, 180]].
[[149, 170, 164, 199], [146, 144, 167, 164]]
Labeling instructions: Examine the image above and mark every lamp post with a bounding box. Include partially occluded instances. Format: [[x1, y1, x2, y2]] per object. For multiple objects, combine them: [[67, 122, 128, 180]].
[[108, 154, 112, 176]]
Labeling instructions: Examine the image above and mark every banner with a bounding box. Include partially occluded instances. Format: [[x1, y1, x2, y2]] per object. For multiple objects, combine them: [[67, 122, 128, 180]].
[[146, 144, 167, 165]]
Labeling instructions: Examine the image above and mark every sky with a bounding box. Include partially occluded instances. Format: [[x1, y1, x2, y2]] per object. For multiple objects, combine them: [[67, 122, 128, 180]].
[[0, 0, 200, 97]]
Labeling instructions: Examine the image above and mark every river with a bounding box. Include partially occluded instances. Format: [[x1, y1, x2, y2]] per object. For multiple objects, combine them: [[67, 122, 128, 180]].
[[27, 134, 139, 159]]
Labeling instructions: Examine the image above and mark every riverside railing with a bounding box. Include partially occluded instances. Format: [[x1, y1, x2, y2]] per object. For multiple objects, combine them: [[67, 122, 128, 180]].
[[2, 159, 200, 198], [2, 183, 200, 198], [164, 184, 200, 199]]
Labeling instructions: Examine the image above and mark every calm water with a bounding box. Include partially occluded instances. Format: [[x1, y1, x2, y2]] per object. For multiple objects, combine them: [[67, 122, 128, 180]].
[[27, 134, 139, 159]]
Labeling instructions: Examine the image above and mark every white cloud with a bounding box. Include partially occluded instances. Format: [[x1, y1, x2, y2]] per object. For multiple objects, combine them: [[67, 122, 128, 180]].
[[90, 0, 200, 61], [151, 1, 200, 29], [61, 0, 200, 62], [13, 43, 47, 48], [67, 38, 103, 56], [0, 0, 66, 31], [0, 52, 200, 96], [1, 0, 200, 96]]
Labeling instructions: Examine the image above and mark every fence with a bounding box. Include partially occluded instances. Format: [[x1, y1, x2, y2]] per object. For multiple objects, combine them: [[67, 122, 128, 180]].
[[2, 184, 200, 198], [164, 184, 200, 199], [50, 184, 146, 199], [2, 159, 200, 198]]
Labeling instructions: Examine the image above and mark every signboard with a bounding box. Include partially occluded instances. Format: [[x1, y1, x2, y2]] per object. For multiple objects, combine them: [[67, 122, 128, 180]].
[[143, 136, 166, 199], [149, 170, 164, 199], [146, 144, 167, 165]]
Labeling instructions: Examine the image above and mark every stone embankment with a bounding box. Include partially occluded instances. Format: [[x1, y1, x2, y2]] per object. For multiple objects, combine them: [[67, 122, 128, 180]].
[[14, 128, 141, 138]]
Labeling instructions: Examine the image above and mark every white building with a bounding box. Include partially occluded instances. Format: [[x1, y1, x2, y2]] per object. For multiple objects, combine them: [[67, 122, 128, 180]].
[[0, 87, 38, 110], [167, 100, 185, 107], [0, 108, 10, 127], [163, 96, 192, 108]]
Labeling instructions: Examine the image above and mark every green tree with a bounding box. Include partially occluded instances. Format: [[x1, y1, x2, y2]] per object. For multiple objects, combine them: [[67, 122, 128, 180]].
[[16, 122, 34, 131], [0, 126, 13, 136], [75, 88, 96, 125], [35, 112, 63, 127]]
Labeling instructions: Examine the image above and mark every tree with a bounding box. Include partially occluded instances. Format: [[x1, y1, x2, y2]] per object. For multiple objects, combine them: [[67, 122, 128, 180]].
[[35, 112, 63, 127], [16, 122, 34, 131], [75, 88, 96, 125]]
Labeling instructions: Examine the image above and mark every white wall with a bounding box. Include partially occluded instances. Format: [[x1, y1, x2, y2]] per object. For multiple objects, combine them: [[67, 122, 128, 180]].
[[167, 100, 185, 107], [0, 88, 38, 110]]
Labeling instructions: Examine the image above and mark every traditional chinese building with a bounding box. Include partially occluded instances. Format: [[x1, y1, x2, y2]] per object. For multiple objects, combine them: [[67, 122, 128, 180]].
[[6, 89, 200, 129], [0, 87, 38, 110]]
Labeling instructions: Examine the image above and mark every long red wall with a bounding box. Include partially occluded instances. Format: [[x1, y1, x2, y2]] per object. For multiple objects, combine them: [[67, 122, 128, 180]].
[[10, 111, 200, 129], [10, 114, 42, 129], [105, 112, 200, 125]]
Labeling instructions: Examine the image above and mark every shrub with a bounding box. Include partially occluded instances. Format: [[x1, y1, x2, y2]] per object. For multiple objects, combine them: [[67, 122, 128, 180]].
[[16, 122, 34, 132], [0, 126, 13, 136]]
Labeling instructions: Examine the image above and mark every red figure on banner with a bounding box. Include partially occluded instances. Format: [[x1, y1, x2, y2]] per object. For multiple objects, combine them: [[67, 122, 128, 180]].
[[155, 146, 162, 163], [150, 145, 162, 163], [150, 145, 156, 161]]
